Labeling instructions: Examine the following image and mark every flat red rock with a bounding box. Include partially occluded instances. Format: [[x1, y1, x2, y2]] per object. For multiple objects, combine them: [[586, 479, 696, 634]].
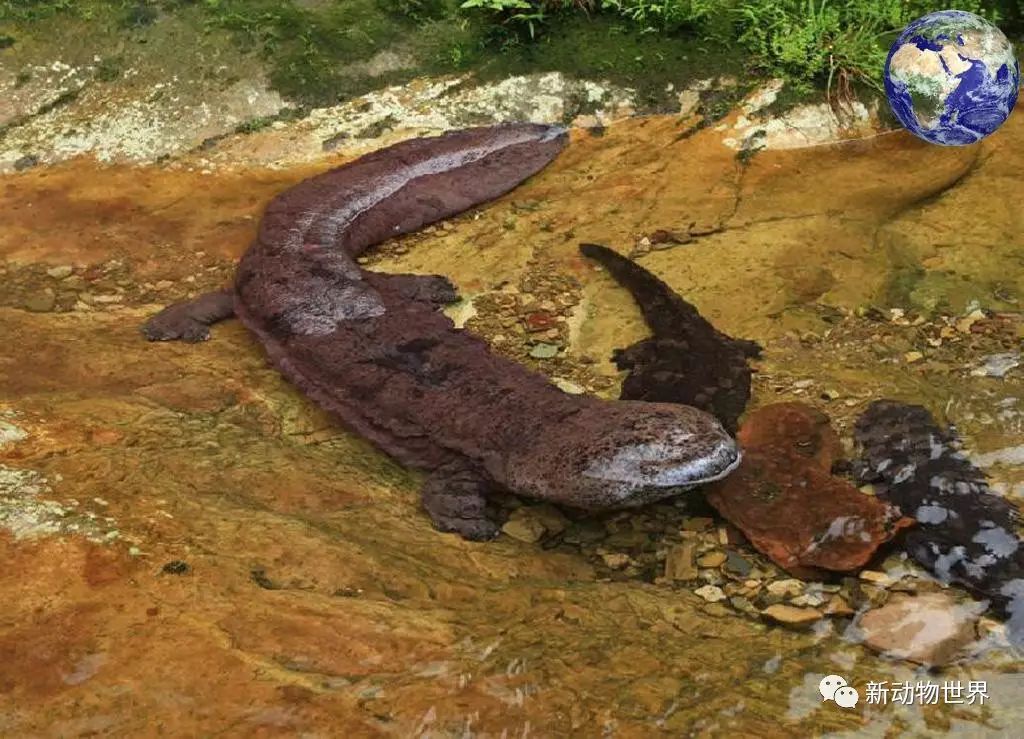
[[706, 403, 913, 579]]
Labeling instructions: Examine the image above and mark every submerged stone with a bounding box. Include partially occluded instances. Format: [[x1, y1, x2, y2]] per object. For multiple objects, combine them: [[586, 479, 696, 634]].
[[664, 542, 699, 581], [501, 508, 549, 543], [856, 591, 982, 666], [761, 604, 823, 628]]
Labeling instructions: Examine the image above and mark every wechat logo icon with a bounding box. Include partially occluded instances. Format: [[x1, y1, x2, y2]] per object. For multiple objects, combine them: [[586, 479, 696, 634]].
[[820, 675, 860, 709]]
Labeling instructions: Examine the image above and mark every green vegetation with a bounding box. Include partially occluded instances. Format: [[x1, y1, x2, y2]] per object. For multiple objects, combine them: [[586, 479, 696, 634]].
[[0, 0, 1019, 106], [457, 0, 1010, 92]]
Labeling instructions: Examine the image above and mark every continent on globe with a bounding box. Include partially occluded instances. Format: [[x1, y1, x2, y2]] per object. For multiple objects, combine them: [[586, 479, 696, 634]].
[[885, 10, 1020, 146]]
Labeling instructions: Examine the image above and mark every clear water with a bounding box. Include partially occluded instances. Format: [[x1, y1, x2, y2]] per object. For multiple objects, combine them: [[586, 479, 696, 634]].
[[1, 107, 1023, 736]]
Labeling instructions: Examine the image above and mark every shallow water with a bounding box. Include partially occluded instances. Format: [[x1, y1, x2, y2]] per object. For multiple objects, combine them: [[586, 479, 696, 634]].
[[1, 108, 1023, 736]]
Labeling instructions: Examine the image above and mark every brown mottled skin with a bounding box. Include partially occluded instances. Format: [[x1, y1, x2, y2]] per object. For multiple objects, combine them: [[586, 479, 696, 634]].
[[143, 124, 740, 540]]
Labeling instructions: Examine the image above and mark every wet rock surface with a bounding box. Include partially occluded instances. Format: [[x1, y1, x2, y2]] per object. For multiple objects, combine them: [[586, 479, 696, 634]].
[[706, 404, 913, 578]]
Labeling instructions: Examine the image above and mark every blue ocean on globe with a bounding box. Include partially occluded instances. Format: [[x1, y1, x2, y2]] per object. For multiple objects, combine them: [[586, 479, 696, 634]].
[[884, 10, 1020, 146]]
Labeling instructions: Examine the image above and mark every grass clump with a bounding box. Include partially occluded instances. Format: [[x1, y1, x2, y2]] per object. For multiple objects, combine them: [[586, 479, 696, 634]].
[[458, 0, 1007, 93], [1, 0, 1017, 108]]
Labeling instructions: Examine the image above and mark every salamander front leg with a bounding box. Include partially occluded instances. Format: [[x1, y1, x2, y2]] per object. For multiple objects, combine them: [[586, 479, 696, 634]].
[[421, 463, 501, 541], [142, 289, 235, 343]]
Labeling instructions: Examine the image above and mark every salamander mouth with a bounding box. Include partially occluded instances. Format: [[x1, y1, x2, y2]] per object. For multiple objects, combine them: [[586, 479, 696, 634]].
[[594, 442, 742, 509], [686, 446, 743, 485], [583, 435, 741, 490]]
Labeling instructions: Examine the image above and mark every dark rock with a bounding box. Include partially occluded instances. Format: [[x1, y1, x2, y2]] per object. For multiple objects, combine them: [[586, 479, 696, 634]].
[[563, 520, 606, 545], [322, 132, 351, 151], [161, 560, 190, 575], [250, 568, 278, 589], [724, 550, 753, 578], [14, 154, 39, 171]]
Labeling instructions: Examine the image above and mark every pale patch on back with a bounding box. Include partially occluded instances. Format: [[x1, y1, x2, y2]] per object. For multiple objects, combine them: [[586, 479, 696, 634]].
[[277, 279, 386, 336]]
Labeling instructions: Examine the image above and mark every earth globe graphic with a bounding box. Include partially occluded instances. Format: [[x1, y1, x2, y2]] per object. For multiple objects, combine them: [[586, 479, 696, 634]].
[[884, 10, 1020, 145]]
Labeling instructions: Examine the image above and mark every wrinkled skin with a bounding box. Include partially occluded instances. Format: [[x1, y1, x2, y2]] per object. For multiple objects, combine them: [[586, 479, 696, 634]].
[[143, 124, 740, 540], [853, 399, 1024, 644]]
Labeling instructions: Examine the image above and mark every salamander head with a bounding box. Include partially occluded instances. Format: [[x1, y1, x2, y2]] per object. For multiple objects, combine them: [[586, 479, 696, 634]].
[[508, 400, 740, 509]]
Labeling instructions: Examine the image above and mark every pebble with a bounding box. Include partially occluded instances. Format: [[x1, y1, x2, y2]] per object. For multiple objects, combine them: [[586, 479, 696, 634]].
[[724, 550, 753, 577], [766, 579, 804, 598], [681, 517, 713, 531], [694, 585, 727, 603], [529, 342, 559, 359], [856, 591, 980, 665], [703, 603, 732, 617], [790, 592, 826, 608], [823, 595, 854, 616], [859, 570, 891, 586], [46, 265, 74, 279], [664, 542, 699, 581], [161, 560, 190, 575], [697, 551, 727, 568], [904, 351, 924, 364], [553, 377, 585, 395], [601, 552, 631, 570], [729, 596, 758, 614], [761, 604, 823, 627], [501, 509, 548, 543], [530, 504, 568, 536], [14, 154, 39, 171]]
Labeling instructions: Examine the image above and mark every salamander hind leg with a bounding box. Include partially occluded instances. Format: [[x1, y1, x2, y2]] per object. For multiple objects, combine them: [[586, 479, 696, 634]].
[[421, 463, 502, 541], [142, 288, 235, 342]]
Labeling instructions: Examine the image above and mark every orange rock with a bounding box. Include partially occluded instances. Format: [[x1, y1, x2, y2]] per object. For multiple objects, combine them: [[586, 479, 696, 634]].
[[734, 402, 843, 471], [707, 403, 913, 579]]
